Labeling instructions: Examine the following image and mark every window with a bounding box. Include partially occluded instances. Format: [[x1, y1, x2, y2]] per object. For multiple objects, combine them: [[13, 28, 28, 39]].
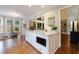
[[15, 21, 19, 26], [48, 17, 55, 26], [37, 22, 44, 30], [33, 22, 36, 30], [23, 24, 26, 29], [14, 20, 20, 32], [7, 19, 13, 25], [0, 17, 3, 33], [7, 18, 13, 32]]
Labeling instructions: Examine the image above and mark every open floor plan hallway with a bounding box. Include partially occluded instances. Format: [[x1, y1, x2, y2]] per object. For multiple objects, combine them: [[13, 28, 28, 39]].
[[55, 34, 79, 54]]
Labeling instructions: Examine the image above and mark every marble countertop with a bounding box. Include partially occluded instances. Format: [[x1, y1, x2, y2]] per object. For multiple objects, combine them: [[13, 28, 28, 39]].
[[28, 30, 57, 36]]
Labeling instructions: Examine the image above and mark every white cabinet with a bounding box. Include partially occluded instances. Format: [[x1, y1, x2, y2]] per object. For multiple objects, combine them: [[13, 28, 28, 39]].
[[25, 31, 60, 54], [26, 32, 36, 44]]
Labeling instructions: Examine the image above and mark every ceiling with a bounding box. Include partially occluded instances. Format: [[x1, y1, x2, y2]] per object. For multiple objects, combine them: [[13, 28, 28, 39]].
[[0, 5, 66, 19]]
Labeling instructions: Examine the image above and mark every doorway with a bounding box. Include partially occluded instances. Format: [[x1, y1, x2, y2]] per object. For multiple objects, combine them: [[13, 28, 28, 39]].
[[55, 6, 79, 54], [60, 7, 71, 53], [61, 8, 68, 35]]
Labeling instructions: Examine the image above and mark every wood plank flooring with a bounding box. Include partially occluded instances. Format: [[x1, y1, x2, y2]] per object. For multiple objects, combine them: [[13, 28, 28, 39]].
[[55, 34, 79, 54], [0, 37, 40, 54]]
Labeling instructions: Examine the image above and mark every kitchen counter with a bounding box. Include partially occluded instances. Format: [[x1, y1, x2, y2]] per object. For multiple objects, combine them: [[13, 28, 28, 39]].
[[28, 30, 57, 36], [25, 30, 60, 54]]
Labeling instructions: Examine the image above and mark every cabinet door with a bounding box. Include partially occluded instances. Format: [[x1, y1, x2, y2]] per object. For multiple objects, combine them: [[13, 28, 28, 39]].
[[49, 34, 56, 53], [29, 33, 36, 43]]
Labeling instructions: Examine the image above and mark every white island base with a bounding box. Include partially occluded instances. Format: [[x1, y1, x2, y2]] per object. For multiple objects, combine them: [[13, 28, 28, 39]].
[[25, 30, 60, 54]]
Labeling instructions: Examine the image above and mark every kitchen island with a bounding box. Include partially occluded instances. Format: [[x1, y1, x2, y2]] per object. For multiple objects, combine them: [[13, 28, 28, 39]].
[[25, 30, 60, 54]]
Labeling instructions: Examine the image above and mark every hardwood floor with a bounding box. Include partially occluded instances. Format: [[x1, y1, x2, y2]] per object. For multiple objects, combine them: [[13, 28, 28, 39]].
[[55, 34, 79, 54], [0, 37, 40, 54], [0, 34, 79, 54]]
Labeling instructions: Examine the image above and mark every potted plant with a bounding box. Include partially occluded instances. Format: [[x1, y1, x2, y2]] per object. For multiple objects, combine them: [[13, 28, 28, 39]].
[[51, 25, 58, 31], [9, 25, 13, 33], [13, 27, 19, 33], [11, 27, 19, 37]]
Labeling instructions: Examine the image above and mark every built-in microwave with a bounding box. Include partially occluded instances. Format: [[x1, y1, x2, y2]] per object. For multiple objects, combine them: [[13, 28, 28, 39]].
[[36, 37, 46, 47]]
